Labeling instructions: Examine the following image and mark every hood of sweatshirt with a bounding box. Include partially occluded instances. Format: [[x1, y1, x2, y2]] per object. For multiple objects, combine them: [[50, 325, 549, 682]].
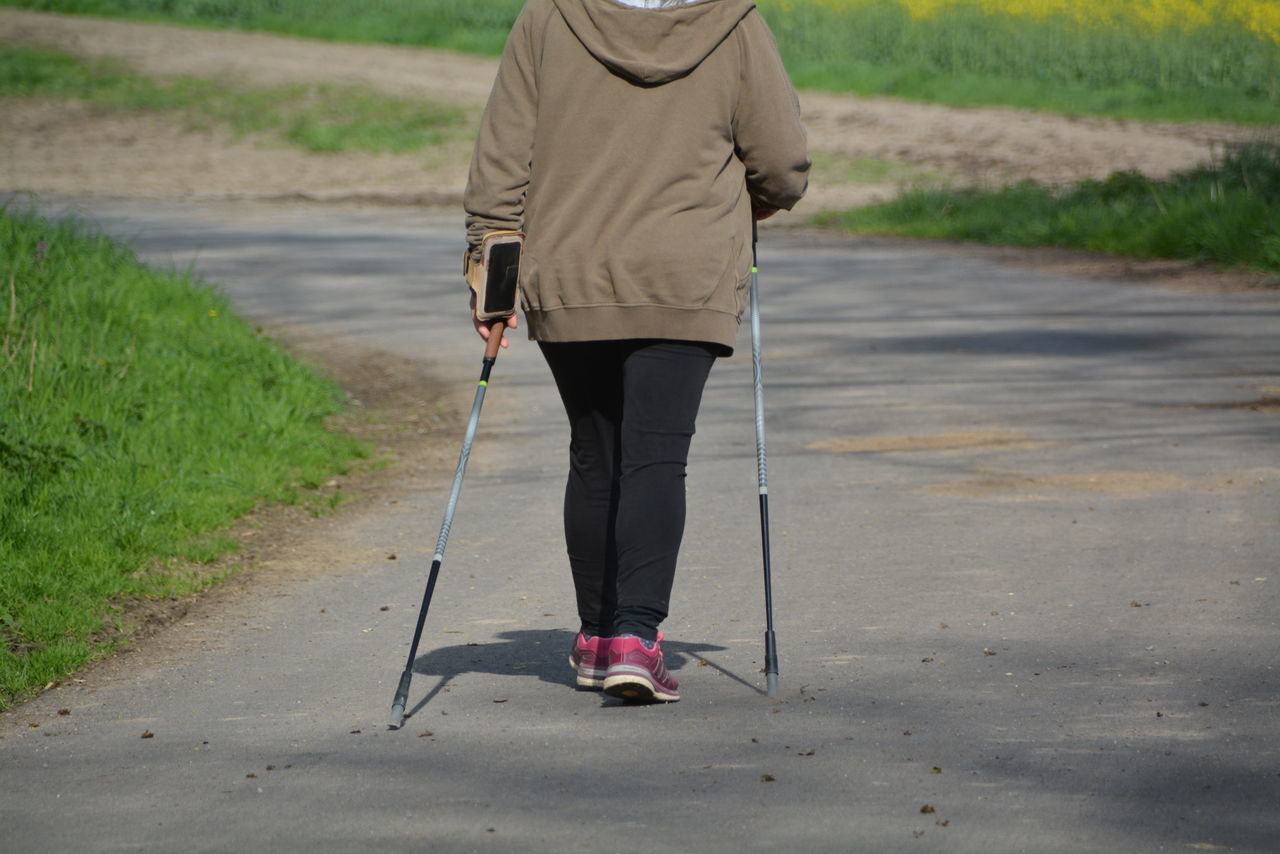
[[551, 0, 757, 85]]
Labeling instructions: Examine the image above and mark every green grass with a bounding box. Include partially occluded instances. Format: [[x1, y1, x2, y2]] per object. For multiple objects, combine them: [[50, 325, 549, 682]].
[[0, 0, 524, 53], [2, 0, 1277, 123], [0, 208, 368, 708], [760, 1, 1280, 124], [815, 141, 1280, 275], [0, 43, 467, 154]]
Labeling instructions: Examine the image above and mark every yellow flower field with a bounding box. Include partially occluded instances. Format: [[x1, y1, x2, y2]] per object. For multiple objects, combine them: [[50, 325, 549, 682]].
[[803, 0, 1280, 41]]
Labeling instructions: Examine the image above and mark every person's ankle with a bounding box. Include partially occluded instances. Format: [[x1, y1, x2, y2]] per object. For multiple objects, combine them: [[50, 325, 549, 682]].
[[614, 632, 659, 649], [612, 626, 658, 643]]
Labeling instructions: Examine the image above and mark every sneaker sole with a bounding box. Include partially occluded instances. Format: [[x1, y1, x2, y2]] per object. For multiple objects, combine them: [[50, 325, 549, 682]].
[[603, 669, 679, 703], [569, 654, 605, 690]]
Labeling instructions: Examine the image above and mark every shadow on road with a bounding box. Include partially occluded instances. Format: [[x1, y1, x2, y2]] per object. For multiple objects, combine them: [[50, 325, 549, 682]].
[[402, 630, 744, 720]]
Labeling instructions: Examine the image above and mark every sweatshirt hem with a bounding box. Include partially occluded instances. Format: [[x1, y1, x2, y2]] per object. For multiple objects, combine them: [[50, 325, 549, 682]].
[[526, 304, 740, 354]]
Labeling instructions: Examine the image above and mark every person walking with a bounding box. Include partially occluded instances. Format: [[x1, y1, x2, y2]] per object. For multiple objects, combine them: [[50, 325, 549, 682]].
[[463, 0, 808, 703]]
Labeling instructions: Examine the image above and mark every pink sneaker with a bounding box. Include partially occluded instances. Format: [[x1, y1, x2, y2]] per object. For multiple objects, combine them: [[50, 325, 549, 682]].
[[603, 633, 680, 703], [569, 632, 611, 689]]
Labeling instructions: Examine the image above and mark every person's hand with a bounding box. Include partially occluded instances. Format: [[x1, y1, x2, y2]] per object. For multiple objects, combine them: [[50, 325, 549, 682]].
[[470, 292, 518, 349], [753, 206, 779, 221]]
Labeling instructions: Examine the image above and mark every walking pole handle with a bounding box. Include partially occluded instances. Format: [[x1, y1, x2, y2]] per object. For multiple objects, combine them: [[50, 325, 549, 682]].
[[483, 318, 509, 359]]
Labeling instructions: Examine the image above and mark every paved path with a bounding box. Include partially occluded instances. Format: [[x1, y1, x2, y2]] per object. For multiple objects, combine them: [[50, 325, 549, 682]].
[[3, 198, 1279, 853]]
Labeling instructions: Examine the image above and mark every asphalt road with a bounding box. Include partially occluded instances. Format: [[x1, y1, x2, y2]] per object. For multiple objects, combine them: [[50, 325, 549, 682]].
[[3, 198, 1278, 853]]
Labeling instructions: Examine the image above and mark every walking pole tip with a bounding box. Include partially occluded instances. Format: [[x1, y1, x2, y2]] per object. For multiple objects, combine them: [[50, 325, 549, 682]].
[[389, 669, 412, 728]]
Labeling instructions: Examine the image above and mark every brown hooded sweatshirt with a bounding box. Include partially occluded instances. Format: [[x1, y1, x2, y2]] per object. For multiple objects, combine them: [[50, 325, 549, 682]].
[[464, 0, 810, 352]]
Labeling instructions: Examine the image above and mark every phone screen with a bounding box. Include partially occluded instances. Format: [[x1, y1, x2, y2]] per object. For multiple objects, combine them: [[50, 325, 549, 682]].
[[484, 241, 521, 315]]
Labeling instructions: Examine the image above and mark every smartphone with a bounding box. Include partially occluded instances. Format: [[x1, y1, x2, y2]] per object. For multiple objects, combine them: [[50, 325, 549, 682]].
[[477, 232, 523, 321]]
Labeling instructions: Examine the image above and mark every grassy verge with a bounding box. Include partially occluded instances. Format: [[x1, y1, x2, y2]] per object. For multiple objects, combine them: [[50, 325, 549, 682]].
[[1, 0, 1277, 123], [815, 142, 1280, 275], [0, 208, 368, 708], [0, 0, 524, 53], [0, 43, 467, 154], [760, 1, 1280, 125]]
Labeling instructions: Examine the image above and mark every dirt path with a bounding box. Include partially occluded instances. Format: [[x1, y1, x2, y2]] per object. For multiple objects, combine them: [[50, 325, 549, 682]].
[[0, 8, 1265, 211]]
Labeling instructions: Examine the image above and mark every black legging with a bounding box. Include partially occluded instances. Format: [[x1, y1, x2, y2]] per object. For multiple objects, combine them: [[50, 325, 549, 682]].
[[540, 339, 719, 640]]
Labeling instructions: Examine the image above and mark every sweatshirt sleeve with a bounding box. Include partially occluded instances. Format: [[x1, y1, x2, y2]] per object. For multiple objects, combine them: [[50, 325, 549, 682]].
[[464, 2, 542, 261], [731, 10, 810, 212]]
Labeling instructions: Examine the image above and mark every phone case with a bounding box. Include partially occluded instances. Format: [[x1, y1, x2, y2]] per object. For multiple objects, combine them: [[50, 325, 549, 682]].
[[468, 231, 524, 321]]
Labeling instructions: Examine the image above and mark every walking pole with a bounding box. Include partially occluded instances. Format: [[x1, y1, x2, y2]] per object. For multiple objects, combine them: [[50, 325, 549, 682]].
[[750, 219, 780, 697], [390, 320, 507, 728]]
